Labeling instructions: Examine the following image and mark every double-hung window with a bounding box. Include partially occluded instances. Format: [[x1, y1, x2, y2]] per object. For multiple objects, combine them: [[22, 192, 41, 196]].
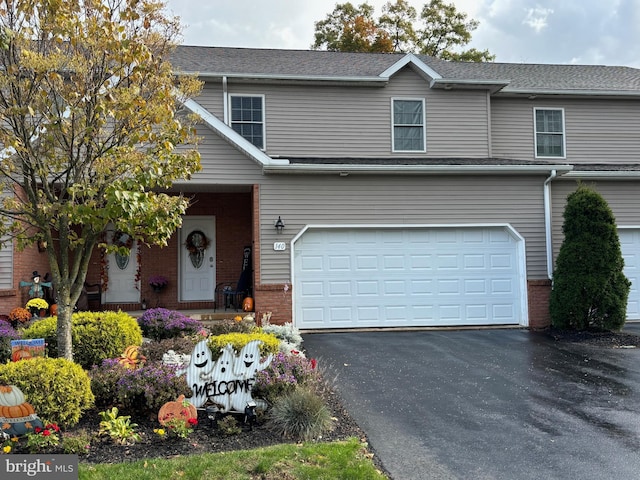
[[534, 108, 565, 158], [392, 98, 426, 152], [229, 94, 265, 149]]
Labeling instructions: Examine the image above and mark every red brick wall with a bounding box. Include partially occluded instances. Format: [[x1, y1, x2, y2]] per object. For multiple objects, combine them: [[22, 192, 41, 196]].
[[254, 283, 293, 326], [0, 243, 52, 314], [527, 279, 552, 330]]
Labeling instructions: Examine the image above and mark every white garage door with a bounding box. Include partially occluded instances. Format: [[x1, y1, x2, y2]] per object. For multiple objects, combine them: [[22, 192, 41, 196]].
[[293, 226, 527, 329], [619, 229, 640, 320]]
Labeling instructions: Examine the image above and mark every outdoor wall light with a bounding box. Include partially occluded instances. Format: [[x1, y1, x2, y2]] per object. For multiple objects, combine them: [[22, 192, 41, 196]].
[[244, 401, 257, 430], [274, 216, 285, 233]]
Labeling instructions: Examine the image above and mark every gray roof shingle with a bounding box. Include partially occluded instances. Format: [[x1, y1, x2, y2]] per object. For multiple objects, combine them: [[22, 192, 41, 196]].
[[171, 46, 640, 94]]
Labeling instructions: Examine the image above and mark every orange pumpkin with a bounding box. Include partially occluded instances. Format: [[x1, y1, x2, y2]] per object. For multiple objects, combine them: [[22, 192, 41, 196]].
[[158, 395, 197, 426], [50, 304, 58, 316], [0, 403, 34, 418], [242, 296, 254, 312]]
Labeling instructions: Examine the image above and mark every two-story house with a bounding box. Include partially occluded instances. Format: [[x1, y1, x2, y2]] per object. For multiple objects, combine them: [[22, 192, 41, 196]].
[[3, 46, 640, 329]]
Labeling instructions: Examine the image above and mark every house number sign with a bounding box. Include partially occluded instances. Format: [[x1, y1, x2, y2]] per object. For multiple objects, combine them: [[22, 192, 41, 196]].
[[273, 242, 286, 251]]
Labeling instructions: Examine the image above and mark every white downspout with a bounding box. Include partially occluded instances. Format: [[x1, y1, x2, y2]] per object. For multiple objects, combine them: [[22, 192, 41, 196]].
[[544, 169, 557, 280], [222, 76, 228, 124]]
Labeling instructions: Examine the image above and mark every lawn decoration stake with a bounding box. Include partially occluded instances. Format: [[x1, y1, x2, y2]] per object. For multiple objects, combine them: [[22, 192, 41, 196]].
[[181, 340, 272, 412]]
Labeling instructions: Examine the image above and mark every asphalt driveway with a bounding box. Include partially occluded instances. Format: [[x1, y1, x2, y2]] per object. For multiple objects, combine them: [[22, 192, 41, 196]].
[[303, 326, 640, 480]]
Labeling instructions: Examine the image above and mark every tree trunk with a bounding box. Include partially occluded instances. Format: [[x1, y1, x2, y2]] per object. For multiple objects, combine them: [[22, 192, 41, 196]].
[[56, 292, 74, 361]]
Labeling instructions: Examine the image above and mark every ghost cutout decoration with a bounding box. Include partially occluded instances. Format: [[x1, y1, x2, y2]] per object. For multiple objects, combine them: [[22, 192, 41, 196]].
[[200, 344, 237, 412], [184, 339, 216, 408], [234, 340, 273, 379]]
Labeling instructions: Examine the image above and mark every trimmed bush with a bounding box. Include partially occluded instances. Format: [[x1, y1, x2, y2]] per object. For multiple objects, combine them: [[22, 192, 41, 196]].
[[90, 359, 191, 417], [267, 387, 333, 441], [21, 311, 142, 369], [550, 184, 631, 331], [208, 332, 280, 360], [137, 308, 204, 341], [0, 357, 94, 428]]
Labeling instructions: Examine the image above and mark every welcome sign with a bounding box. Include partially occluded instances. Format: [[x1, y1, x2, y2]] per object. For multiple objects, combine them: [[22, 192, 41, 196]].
[[180, 340, 272, 412]]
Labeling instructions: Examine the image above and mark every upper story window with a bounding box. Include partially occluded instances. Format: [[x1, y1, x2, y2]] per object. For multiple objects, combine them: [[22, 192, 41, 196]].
[[534, 108, 565, 158], [392, 98, 426, 152], [230, 94, 265, 149]]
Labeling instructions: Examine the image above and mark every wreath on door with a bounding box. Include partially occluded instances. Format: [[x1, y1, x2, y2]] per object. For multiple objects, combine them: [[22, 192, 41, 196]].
[[185, 230, 210, 269]]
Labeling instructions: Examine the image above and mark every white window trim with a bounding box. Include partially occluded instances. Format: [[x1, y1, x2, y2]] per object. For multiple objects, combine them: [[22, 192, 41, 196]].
[[228, 93, 266, 150], [534, 107, 566, 159], [391, 97, 426, 153]]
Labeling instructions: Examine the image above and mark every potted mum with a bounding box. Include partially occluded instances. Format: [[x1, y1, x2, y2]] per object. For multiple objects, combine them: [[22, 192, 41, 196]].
[[25, 298, 49, 318], [149, 275, 168, 293]]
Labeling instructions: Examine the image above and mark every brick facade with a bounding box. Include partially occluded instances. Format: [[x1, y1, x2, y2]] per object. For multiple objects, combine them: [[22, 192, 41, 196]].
[[527, 279, 552, 330]]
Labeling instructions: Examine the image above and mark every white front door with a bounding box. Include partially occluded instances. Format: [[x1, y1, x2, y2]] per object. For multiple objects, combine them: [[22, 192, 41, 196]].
[[180, 216, 216, 301], [104, 232, 140, 304]]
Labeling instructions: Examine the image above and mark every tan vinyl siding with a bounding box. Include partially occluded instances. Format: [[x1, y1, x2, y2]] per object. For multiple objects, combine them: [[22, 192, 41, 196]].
[[551, 179, 640, 262], [194, 82, 224, 119], [217, 68, 489, 158], [174, 124, 264, 186], [492, 98, 640, 163], [258, 174, 547, 282]]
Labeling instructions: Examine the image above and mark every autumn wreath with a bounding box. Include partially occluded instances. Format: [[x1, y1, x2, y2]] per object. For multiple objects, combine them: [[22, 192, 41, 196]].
[[185, 230, 209, 254]]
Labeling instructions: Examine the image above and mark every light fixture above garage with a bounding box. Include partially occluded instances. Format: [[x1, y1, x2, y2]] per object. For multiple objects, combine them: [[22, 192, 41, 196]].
[[274, 216, 285, 233]]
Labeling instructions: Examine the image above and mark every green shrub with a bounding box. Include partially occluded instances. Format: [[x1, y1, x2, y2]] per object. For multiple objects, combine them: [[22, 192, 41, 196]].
[[550, 184, 631, 331], [140, 336, 197, 362], [267, 387, 333, 441], [90, 359, 191, 417], [208, 317, 257, 336], [208, 332, 279, 360], [22, 311, 143, 369], [0, 357, 94, 428]]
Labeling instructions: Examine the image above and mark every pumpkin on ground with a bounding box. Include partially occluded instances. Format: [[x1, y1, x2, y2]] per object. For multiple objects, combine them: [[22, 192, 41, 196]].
[[158, 394, 197, 427]]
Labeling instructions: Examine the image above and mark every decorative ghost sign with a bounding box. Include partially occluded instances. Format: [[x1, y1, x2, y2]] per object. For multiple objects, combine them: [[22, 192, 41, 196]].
[[180, 340, 272, 412]]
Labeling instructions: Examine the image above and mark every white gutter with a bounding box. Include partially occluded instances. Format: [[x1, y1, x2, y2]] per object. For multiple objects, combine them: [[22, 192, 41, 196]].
[[544, 169, 557, 280], [175, 71, 388, 84], [263, 163, 573, 175], [500, 88, 640, 97]]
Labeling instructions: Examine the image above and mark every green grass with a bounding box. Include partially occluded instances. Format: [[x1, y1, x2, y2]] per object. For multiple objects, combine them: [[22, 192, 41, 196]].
[[78, 437, 387, 480]]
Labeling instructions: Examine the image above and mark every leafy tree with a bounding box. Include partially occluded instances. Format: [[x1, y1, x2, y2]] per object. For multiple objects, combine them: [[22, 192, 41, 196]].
[[550, 184, 631, 331], [312, 0, 495, 61], [312, 2, 392, 53], [0, 0, 202, 360]]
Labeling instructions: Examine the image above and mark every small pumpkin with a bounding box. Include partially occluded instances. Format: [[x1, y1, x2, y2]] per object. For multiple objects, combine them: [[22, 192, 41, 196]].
[[158, 394, 197, 427], [0, 385, 25, 407], [50, 304, 58, 316], [242, 296, 254, 312]]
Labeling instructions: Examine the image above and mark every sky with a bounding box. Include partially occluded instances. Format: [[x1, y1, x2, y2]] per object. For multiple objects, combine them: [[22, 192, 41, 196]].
[[163, 0, 640, 68]]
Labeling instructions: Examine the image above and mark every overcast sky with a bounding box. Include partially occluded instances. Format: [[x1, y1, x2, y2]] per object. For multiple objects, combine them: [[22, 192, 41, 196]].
[[163, 0, 640, 67]]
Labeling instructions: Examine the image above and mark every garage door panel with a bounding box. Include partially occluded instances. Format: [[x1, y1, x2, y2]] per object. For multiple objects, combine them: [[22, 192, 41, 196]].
[[294, 227, 525, 328], [619, 229, 640, 320]]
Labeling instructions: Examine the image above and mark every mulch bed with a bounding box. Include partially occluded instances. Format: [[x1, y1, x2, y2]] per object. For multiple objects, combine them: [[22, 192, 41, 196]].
[[545, 327, 640, 348], [19, 381, 370, 466]]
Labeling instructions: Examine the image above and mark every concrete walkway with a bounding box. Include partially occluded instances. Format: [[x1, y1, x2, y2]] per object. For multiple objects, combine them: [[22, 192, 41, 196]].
[[303, 327, 640, 480]]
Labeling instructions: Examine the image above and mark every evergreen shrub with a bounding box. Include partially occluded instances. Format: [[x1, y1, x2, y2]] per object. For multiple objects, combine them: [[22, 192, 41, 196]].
[[21, 311, 142, 369], [550, 184, 631, 330], [0, 357, 94, 427]]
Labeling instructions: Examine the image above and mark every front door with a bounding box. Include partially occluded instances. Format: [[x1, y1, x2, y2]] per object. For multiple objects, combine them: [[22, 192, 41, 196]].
[[104, 231, 140, 304], [180, 216, 216, 301]]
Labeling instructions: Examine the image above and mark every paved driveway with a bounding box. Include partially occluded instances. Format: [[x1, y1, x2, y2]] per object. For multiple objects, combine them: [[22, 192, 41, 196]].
[[303, 326, 640, 480]]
